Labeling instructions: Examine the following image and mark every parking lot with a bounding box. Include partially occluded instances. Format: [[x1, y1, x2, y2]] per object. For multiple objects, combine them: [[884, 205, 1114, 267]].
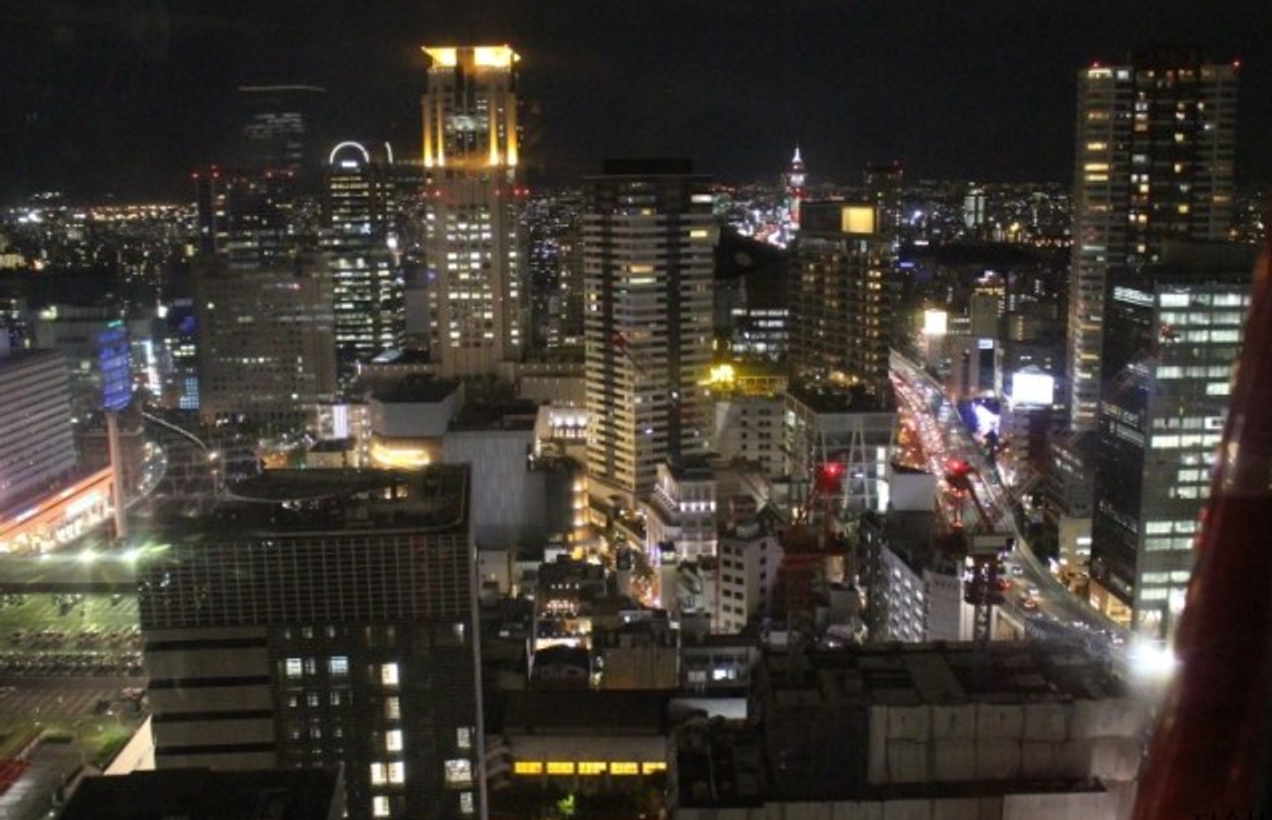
[[0, 591, 147, 761]]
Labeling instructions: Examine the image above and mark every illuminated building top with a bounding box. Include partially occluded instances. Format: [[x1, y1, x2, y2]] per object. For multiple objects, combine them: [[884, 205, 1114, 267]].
[[421, 44, 520, 170]]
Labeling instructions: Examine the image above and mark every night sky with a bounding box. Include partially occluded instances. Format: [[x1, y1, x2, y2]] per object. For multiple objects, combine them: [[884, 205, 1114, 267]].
[[2, 0, 1270, 200]]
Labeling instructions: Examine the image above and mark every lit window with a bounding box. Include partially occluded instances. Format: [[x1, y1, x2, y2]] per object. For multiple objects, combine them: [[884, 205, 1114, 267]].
[[370, 763, 387, 786], [546, 762, 574, 775], [578, 762, 606, 775], [286, 658, 303, 678], [329, 656, 349, 676], [642, 762, 667, 774], [513, 761, 542, 775], [386, 730, 403, 752], [460, 792, 475, 815], [457, 727, 472, 750], [373, 796, 390, 817], [446, 758, 473, 785], [388, 762, 406, 784], [385, 697, 401, 721], [610, 762, 639, 776], [381, 663, 400, 686]]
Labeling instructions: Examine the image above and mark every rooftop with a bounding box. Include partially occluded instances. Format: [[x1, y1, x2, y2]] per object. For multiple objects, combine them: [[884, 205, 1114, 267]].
[[62, 767, 343, 820], [504, 690, 670, 734], [196, 465, 469, 535], [763, 640, 1126, 705]]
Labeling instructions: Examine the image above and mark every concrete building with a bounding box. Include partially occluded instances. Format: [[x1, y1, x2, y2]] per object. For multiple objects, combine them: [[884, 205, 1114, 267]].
[[137, 467, 482, 820], [194, 252, 338, 425], [0, 348, 77, 513], [783, 385, 895, 517], [582, 159, 715, 506], [493, 691, 669, 795], [673, 642, 1147, 819], [365, 376, 463, 469], [715, 516, 783, 635], [63, 768, 346, 820], [593, 617, 679, 690], [445, 410, 584, 550], [1066, 52, 1238, 430], [645, 459, 718, 562], [710, 395, 785, 478], [861, 510, 972, 643]]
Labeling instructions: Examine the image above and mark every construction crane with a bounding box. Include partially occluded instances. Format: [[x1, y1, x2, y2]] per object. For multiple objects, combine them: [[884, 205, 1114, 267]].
[[943, 459, 1011, 644]]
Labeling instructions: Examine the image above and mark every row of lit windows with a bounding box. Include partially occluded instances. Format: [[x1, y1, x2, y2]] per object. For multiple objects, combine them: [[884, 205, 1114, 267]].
[[513, 761, 666, 776], [285, 657, 398, 686], [1151, 433, 1221, 450]]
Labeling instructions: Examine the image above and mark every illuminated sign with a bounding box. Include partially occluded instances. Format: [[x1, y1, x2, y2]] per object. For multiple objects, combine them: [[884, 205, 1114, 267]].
[[423, 45, 518, 69], [98, 323, 132, 412], [840, 205, 876, 235], [1011, 370, 1056, 406]]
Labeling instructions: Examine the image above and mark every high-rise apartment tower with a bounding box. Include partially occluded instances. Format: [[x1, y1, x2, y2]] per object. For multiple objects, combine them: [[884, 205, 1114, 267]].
[[1065, 51, 1238, 430], [583, 159, 715, 505]]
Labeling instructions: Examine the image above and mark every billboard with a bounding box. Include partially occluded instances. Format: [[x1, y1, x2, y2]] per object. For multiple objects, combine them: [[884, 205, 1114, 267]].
[[1011, 369, 1056, 406], [923, 309, 948, 335]]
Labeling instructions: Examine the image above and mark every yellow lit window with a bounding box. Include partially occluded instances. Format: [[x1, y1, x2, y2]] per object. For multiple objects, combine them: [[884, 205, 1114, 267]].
[[642, 762, 667, 774], [514, 761, 543, 775], [578, 762, 607, 776], [610, 762, 639, 776], [546, 762, 575, 775]]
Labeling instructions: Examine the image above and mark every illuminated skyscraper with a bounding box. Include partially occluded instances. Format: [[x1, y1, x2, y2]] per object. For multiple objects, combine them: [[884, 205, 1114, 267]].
[[1089, 243, 1252, 640], [583, 159, 715, 505], [1065, 52, 1238, 430], [789, 202, 896, 403], [323, 141, 403, 372], [417, 45, 525, 378]]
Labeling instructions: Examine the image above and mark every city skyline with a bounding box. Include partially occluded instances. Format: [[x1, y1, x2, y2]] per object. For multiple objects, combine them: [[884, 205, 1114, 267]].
[[2, 1, 1270, 199]]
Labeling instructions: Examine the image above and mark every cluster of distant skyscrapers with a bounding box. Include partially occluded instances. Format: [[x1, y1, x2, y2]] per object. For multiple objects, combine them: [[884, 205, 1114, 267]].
[[0, 39, 1263, 820]]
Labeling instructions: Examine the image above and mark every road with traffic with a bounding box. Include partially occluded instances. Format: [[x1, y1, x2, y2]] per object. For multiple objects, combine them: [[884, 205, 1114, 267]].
[[889, 352, 1144, 677]]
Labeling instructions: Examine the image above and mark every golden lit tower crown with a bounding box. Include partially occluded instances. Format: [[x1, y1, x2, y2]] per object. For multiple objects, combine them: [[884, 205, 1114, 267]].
[[421, 45, 520, 171]]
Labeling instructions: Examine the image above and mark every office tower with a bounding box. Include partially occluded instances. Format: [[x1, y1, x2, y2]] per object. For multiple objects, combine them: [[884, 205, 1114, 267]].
[[582, 159, 715, 505], [323, 141, 403, 371], [193, 167, 296, 267], [138, 466, 481, 820], [237, 84, 327, 179], [1088, 243, 1253, 640], [789, 201, 896, 403], [1065, 52, 1238, 430], [194, 252, 338, 424], [0, 348, 76, 513], [521, 191, 584, 352], [862, 160, 904, 251], [417, 45, 525, 378]]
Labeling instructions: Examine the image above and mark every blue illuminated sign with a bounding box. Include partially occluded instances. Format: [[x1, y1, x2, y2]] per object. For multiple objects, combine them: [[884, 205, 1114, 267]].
[[98, 322, 132, 412]]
